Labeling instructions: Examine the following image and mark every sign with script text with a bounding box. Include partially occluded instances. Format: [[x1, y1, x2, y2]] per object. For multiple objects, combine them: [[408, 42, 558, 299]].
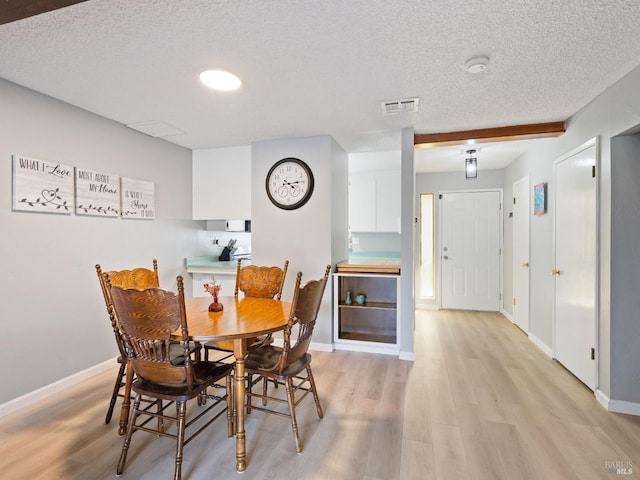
[[12, 154, 74, 214], [75, 168, 120, 216], [121, 177, 155, 219]]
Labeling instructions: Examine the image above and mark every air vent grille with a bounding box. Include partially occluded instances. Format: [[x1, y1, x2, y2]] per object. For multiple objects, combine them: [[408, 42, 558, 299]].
[[381, 97, 419, 116]]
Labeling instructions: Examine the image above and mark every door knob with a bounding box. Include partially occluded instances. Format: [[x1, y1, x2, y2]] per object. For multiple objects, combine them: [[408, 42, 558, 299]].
[[521, 262, 529, 268], [550, 269, 560, 276], [443, 255, 449, 260]]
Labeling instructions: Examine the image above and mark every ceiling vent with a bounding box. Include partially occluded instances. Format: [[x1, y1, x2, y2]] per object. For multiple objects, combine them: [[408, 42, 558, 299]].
[[381, 97, 419, 116], [125, 120, 185, 138]]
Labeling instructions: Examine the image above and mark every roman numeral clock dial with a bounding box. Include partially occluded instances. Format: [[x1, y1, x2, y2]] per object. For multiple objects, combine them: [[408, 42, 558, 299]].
[[265, 157, 315, 210]]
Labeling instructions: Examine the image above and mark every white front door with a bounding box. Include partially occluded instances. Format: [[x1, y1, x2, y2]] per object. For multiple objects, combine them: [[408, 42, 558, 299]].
[[441, 191, 501, 311], [553, 139, 597, 390], [513, 176, 530, 333]]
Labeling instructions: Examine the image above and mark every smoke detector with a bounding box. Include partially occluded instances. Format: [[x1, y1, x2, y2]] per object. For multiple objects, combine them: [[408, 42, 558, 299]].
[[381, 97, 420, 116], [465, 56, 489, 74]]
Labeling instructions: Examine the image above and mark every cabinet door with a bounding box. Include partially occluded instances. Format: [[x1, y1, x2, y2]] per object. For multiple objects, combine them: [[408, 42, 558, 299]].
[[376, 170, 401, 232], [192, 146, 251, 220], [349, 172, 376, 232]]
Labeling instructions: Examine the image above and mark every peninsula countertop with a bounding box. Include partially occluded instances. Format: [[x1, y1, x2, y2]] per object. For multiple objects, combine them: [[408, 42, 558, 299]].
[[185, 256, 251, 274]]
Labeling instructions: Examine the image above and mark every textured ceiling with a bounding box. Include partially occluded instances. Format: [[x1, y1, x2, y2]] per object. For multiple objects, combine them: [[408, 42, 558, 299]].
[[1, 0, 640, 172]]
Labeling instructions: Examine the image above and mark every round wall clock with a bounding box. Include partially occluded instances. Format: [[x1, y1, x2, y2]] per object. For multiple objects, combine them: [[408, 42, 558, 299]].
[[265, 157, 315, 210]]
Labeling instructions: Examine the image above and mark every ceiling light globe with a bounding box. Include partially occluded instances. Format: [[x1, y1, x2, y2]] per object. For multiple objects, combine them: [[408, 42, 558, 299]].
[[199, 69, 242, 91]]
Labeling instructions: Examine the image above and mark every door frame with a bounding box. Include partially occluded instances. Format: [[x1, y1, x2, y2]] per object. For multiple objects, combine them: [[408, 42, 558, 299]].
[[551, 137, 600, 389], [512, 175, 530, 333], [438, 188, 504, 311]]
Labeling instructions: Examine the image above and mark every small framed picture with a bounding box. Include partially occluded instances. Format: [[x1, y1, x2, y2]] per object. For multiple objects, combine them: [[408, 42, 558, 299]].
[[534, 182, 546, 215]]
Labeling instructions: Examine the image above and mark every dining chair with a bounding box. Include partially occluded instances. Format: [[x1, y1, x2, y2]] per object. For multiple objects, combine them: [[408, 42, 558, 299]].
[[108, 275, 234, 480], [95, 260, 160, 429], [244, 265, 331, 453], [203, 258, 289, 361], [96, 261, 200, 435]]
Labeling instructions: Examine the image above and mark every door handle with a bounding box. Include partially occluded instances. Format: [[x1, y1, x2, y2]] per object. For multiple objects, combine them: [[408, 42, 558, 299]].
[[521, 262, 529, 268], [550, 269, 560, 276], [443, 255, 449, 260]]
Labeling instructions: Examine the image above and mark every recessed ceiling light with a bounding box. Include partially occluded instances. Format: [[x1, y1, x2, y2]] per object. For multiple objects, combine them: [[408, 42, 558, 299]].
[[199, 69, 242, 91], [465, 56, 489, 74]]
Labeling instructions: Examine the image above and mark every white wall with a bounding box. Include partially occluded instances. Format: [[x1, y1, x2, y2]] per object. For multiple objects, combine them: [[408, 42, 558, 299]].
[[0, 79, 201, 404], [250, 136, 348, 346], [503, 64, 640, 404]]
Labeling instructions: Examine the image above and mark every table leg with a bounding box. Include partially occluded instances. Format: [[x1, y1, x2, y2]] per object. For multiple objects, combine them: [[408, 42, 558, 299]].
[[119, 360, 134, 436], [234, 339, 248, 472]]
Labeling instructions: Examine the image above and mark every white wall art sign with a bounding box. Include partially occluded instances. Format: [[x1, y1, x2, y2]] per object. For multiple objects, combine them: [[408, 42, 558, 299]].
[[121, 177, 155, 219], [75, 168, 120, 217], [12, 154, 74, 214]]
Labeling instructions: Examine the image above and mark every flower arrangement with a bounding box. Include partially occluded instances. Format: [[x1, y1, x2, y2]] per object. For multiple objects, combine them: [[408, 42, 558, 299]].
[[204, 278, 223, 312], [203, 280, 222, 298]]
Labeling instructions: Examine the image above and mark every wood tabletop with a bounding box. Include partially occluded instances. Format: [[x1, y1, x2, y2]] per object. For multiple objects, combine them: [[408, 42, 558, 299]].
[[179, 295, 291, 342]]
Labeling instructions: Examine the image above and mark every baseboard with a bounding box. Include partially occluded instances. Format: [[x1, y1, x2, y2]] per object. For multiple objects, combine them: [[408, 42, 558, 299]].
[[599, 391, 640, 416], [399, 350, 415, 361], [501, 309, 514, 322], [415, 303, 439, 310], [596, 389, 610, 410], [528, 333, 553, 358], [0, 357, 116, 419], [333, 342, 400, 356]]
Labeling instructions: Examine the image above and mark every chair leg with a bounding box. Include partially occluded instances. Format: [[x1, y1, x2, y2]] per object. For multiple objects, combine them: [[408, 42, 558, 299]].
[[174, 401, 187, 480], [262, 375, 269, 406], [106, 360, 126, 424], [117, 393, 140, 475], [118, 361, 134, 435], [285, 377, 302, 453], [246, 374, 253, 414], [307, 365, 324, 419], [226, 373, 234, 437]]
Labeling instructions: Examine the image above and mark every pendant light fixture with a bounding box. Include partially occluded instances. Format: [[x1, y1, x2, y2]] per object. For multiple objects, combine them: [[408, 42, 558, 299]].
[[465, 149, 478, 179]]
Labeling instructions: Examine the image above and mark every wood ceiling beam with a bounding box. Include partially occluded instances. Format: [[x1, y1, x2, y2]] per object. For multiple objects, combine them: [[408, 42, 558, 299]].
[[0, 0, 89, 26], [414, 121, 566, 148]]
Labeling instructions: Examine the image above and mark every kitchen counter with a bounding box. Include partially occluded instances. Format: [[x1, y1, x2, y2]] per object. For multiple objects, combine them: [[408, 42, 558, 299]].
[[185, 256, 251, 274]]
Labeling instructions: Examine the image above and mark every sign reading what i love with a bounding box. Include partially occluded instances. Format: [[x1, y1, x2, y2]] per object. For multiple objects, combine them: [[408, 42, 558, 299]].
[[12, 154, 74, 214]]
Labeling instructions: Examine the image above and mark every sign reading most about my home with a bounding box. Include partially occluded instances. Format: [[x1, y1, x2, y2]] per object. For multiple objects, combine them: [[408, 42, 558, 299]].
[[75, 168, 120, 217], [12, 154, 74, 214]]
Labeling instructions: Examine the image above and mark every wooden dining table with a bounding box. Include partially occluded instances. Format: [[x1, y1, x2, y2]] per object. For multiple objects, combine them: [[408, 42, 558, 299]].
[[180, 295, 291, 472]]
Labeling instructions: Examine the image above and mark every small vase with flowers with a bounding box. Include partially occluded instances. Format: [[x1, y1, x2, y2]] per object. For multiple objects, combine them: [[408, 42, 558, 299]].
[[204, 279, 223, 312]]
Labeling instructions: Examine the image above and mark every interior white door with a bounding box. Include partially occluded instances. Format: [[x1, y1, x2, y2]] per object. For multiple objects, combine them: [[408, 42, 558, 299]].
[[513, 176, 530, 333], [441, 191, 501, 311], [554, 140, 597, 390]]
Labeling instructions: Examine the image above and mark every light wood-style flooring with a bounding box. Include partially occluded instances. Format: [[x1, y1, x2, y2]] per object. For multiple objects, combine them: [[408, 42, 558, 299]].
[[2, 309, 640, 479]]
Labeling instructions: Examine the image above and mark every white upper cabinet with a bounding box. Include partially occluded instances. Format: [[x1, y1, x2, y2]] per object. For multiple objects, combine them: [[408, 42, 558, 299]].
[[349, 172, 377, 232], [375, 169, 401, 232], [348, 151, 401, 233], [192, 146, 251, 220]]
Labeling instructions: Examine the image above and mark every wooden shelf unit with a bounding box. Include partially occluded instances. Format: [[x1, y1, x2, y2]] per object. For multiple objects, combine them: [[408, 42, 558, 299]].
[[333, 270, 400, 355]]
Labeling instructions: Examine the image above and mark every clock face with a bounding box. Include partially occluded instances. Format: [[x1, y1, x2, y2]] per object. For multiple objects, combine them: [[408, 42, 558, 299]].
[[265, 157, 314, 210]]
